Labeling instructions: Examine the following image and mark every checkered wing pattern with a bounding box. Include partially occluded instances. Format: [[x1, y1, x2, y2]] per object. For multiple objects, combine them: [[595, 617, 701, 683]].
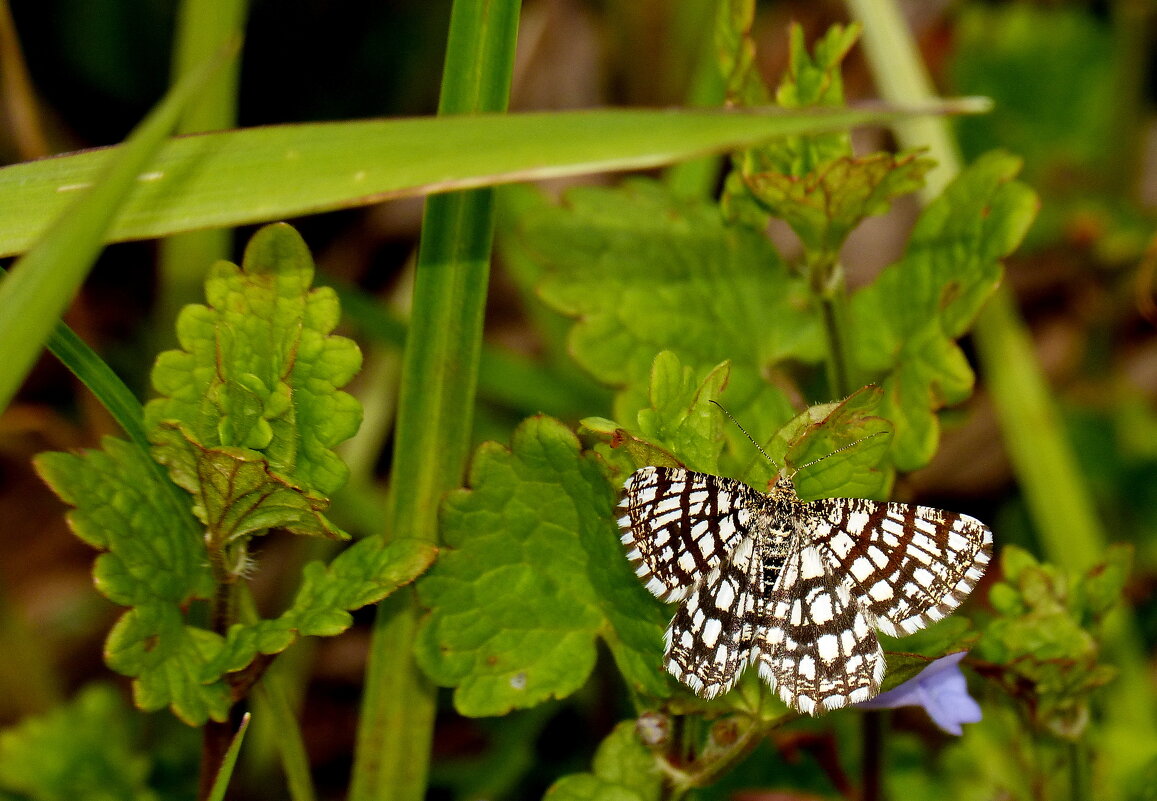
[[803, 497, 993, 638], [756, 539, 886, 714], [617, 466, 992, 716], [618, 466, 759, 603], [664, 534, 762, 698]]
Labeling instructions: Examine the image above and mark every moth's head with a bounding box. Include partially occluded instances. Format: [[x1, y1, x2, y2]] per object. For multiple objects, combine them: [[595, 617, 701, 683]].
[[769, 471, 796, 496]]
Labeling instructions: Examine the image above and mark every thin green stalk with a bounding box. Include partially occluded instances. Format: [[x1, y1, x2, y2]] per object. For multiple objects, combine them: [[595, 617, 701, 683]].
[[349, 2, 520, 800], [157, 0, 248, 332], [250, 653, 317, 801], [847, 0, 1157, 786]]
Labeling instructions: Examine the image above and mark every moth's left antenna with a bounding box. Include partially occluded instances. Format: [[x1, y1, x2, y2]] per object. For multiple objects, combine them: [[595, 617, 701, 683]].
[[709, 400, 777, 467]]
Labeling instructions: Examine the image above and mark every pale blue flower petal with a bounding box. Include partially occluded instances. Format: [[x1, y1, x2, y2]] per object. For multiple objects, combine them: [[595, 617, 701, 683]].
[[857, 651, 981, 736]]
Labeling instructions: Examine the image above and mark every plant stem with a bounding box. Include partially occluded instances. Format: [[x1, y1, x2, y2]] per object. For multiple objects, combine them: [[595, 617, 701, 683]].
[[819, 290, 853, 398], [348, 2, 520, 800]]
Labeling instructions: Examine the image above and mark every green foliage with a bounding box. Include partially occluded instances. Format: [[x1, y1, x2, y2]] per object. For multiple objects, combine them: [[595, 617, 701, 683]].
[[528, 180, 821, 391], [0, 685, 155, 801], [33, 223, 434, 725], [979, 544, 1129, 738], [415, 415, 670, 716], [146, 222, 363, 565], [544, 721, 661, 801], [849, 150, 1037, 468]]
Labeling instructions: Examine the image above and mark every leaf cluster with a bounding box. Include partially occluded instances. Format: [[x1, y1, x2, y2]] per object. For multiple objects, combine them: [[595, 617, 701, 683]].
[[33, 224, 434, 725], [978, 544, 1130, 738]]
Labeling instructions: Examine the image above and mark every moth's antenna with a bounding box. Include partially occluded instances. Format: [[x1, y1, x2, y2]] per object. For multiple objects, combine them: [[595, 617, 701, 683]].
[[709, 400, 778, 467], [794, 430, 889, 473]]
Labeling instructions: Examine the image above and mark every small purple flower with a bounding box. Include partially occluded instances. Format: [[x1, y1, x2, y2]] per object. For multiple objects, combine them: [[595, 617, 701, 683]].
[[857, 652, 982, 735]]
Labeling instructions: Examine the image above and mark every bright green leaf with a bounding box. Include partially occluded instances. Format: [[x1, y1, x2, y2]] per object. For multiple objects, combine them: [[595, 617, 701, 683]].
[[849, 151, 1037, 469], [544, 721, 661, 801], [0, 685, 156, 801], [634, 353, 730, 474], [105, 604, 230, 725], [743, 151, 933, 264], [32, 437, 212, 607], [207, 538, 436, 675], [151, 422, 345, 546], [528, 180, 822, 389], [145, 223, 362, 552], [415, 416, 669, 716]]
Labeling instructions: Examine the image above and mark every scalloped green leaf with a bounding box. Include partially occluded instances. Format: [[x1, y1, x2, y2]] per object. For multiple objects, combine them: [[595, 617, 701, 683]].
[[0, 685, 156, 801], [633, 353, 730, 475], [205, 537, 436, 675], [145, 222, 363, 499], [544, 721, 661, 801], [849, 150, 1038, 470], [33, 437, 211, 606], [415, 416, 669, 716], [779, 385, 893, 501], [32, 427, 231, 725], [527, 180, 823, 390], [151, 422, 344, 545], [105, 603, 230, 725], [744, 151, 934, 263]]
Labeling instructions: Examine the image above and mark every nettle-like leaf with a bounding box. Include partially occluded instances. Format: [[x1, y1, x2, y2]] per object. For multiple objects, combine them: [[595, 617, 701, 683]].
[[774, 384, 893, 501], [34, 223, 435, 725], [146, 222, 363, 545], [0, 685, 156, 801], [34, 438, 230, 723], [415, 416, 670, 716], [850, 151, 1038, 470], [207, 537, 435, 675], [979, 545, 1127, 738], [544, 721, 661, 801], [744, 151, 935, 268], [529, 180, 823, 390]]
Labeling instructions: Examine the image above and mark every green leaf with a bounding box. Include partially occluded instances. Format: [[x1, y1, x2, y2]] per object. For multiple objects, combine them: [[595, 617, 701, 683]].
[[633, 353, 730, 475], [0, 685, 156, 801], [529, 180, 822, 389], [147, 222, 361, 491], [146, 223, 362, 548], [151, 423, 345, 544], [32, 437, 212, 607], [849, 151, 1038, 469], [105, 604, 230, 725], [768, 22, 860, 175], [206, 538, 436, 675], [544, 721, 661, 801], [415, 416, 670, 716], [780, 385, 893, 501], [743, 151, 934, 265], [715, 0, 769, 108]]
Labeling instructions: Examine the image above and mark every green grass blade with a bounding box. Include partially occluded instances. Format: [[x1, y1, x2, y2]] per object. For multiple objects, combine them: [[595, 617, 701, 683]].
[[349, 1, 519, 800], [0, 41, 235, 413], [205, 713, 251, 801], [0, 101, 989, 259]]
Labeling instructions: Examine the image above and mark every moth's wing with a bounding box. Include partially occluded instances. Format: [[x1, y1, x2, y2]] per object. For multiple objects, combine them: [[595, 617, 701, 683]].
[[756, 537, 885, 715], [665, 533, 762, 698], [618, 466, 760, 602], [802, 497, 993, 636]]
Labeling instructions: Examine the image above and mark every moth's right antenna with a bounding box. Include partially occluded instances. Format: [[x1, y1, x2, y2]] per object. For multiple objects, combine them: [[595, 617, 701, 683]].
[[709, 400, 778, 467]]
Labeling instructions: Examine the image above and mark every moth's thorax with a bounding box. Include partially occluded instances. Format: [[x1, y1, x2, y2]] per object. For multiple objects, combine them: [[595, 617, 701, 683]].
[[764, 473, 801, 512]]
